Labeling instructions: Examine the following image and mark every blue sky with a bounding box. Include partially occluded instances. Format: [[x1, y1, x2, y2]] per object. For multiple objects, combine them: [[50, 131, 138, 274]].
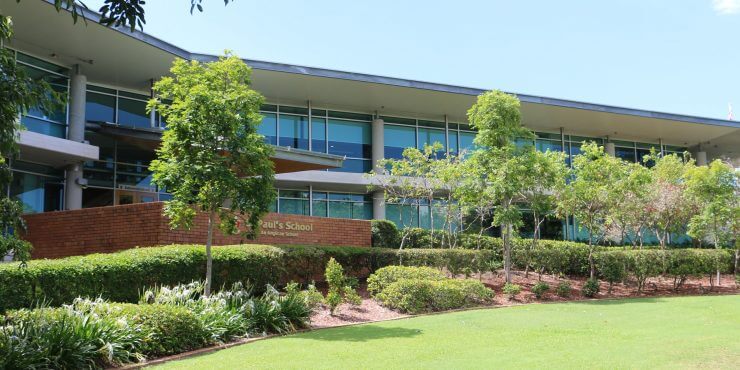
[[92, 0, 739, 119]]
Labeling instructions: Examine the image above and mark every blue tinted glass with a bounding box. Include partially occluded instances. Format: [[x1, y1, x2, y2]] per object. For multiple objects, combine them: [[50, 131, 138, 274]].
[[328, 119, 371, 158], [384, 125, 415, 159], [615, 147, 636, 163], [328, 159, 371, 173], [459, 131, 476, 154], [259, 113, 277, 145], [448, 131, 459, 156], [21, 116, 66, 138], [536, 139, 562, 153], [86, 92, 116, 123], [311, 118, 326, 152], [279, 198, 309, 215], [312, 200, 327, 217], [279, 114, 309, 150], [117, 98, 150, 128], [387, 203, 418, 228], [9, 170, 64, 214], [328, 201, 351, 219], [417, 127, 446, 152]]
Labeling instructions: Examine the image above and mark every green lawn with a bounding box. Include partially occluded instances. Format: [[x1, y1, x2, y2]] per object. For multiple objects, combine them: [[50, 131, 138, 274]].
[[153, 295, 740, 369]]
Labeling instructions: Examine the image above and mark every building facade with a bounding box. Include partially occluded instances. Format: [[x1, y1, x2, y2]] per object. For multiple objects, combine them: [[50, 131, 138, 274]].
[[3, 1, 739, 242]]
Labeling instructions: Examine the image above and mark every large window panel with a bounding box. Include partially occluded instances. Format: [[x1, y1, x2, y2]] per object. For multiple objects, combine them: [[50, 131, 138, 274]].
[[384, 125, 416, 159], [417, 127, 446, 154], [459, 131, 477, 154], [279, 114, 309, 150], [117, 97, 150, 128], [259, 113, 277, 145], [10, 163, 64, 214], [311, 118, 327, 152], [328, 119, 371, 159], [86, 91, 116, 123], [615, 147, 636, 163]]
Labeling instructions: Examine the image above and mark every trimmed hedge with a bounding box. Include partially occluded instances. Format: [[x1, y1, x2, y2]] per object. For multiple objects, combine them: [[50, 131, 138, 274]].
[[371, 220, 400, 248], [374, 278, 493, 313], [367, 266, 445, 296], [0, 244, 491, 312]]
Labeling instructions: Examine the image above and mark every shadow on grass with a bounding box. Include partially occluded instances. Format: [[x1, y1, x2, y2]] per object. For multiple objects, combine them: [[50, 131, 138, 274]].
[[303, 325, 422, 342], [565, 296, 691, 306]]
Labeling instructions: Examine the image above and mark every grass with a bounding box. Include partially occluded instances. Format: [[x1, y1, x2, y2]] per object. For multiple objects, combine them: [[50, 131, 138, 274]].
[[153, 295, 740, 369]]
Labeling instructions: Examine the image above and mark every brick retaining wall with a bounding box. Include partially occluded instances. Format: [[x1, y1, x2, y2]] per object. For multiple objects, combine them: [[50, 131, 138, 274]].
[[22, 202, 371, 259]]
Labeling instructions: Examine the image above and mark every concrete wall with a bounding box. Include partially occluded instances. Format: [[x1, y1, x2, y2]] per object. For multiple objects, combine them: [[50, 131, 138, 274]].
[[22, 202, 371, 259]]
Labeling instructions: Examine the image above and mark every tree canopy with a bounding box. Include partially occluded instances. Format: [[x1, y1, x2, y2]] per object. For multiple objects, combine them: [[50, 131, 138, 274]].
[[149, 53, 275, 295]]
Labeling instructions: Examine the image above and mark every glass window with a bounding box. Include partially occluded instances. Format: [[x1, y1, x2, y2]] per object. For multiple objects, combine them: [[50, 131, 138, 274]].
[[10, 163, 64, 214], [278, 114, 309, 150], [417, 127, 446, 155], [311, 118, 327, 152], [536, 139, 563, 153], [448, 131, 459, 156], [20, 116, 66, 138], [387, 203, 419, 228], [384, 125, 416, 159], [117, 97, 150, 128], [615, 147, 636, 163], [328, 119, 371, 159], [259, 113, 277, 145], [328, 159, 371, 173], [278, 190, 309, 215], [86, 91, 116, 123], [459, 131, 476, 154]]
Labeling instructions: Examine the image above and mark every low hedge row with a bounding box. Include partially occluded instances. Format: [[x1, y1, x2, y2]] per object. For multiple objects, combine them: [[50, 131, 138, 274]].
[[0, 243, 734, 312], [369, 266, 494, 314]]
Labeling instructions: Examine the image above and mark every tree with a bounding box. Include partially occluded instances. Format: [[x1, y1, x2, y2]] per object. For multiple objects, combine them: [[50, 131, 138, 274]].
[[685, 159, 739, 285], [518, 147, 568, 275], [432, 148, 467, 248], [34, 0, 236, 31], [369, 143, 444, 250], [467, 90, 535, 283], [149, 53, 275, 296], [645, 153, 698, 249], [606, 161, 652, 248], [557, 142, 623, 278], [0, 15, 63, 262], [456, 154, 498, 249]]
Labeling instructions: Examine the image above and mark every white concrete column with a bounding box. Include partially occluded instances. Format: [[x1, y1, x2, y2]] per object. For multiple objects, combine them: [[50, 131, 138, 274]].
[[696, 151, 707, 166], [65, 66, 87, 210], [604, 142, 616, 157], [64, 163, 84, 210], [68, 66, 86, 142], [371, 118, 385, 172], [372, 190, 386, 220]]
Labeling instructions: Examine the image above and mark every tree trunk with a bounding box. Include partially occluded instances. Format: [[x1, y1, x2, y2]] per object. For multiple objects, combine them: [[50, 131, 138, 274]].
[[503, 223, 512, 283], [588, 230, 595, 279], [205, 211, 215, 297]]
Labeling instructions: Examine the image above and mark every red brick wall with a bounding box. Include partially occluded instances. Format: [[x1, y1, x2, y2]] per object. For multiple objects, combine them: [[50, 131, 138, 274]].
[[22, 202, 371, 259]]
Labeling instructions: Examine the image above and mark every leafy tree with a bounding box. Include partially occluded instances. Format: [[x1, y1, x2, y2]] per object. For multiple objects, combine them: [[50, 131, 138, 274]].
[[518, 146, 567, 275], [685, 159, 739, 284], [467, 90, 534, 283], [369, 143, 444, 249], [0, 15, 63, 262], [433, 148, 467, 248], [149, 53, 275, 296], [456, 154, 497, 249], [606, 161, 652, 247], [29, 0, 236, 31], [557, 142, 623, 278], [645, 153, 698, 249]]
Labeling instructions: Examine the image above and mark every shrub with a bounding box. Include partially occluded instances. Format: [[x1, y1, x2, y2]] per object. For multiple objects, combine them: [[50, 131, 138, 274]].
[[375, 278, 493, 314], [531, 282, 550, 299], [2, 304, 144, 369], [595, 251, 628, 294], [625, 250, 665, 293], [371, 220, 400, 248], [502, 283, 521, 299], [324, 258, 361, 314], [397, 248, 497, 276], [367, 266, 445, 296], [581, 278, 600, 298], [118, 303, 210, 357], [556, 281, 572, 297]]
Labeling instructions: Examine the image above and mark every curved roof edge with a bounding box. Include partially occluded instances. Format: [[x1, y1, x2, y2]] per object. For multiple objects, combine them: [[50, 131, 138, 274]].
[[52, 0, 739, 129]]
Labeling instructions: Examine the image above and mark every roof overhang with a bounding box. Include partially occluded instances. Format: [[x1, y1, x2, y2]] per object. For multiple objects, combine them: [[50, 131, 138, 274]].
[[3, 0, 739, 160], [85, 122, 343, 173], [18, 130, 99, 167]]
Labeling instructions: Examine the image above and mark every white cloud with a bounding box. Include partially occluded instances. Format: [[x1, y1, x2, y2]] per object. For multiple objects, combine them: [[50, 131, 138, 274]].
[[713, 0, 740, 14]]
